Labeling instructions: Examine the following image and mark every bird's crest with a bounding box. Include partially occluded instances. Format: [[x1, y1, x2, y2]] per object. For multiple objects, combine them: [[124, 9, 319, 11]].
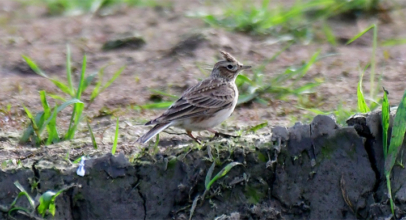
[[220, 51, 238, 63]]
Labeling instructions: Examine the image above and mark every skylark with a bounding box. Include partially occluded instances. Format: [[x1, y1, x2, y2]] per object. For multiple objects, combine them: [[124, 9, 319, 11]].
[[137, 51, 251, 144]]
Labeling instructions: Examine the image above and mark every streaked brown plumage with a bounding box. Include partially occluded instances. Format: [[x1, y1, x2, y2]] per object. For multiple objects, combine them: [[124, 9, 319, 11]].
[[137, 51, 251, 144]]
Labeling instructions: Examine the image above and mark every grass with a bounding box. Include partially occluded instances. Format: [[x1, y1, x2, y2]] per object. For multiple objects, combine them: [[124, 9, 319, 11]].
[[302, 103, 355, 125], [303, 22, 382, 125], [194, 0, 382, 42], [20, 45, 124, 146], [236, 48, 324, 105], [357, 66, 371, 113], [37, 185, 78, 217], [111, 117, 119, 155], [21, 0, 165, 16], [347, 24, 379, 103], [381, 88, 406, 214], [346, 23, 406, 215], [2, 180, 79, 218], [139, 44, 324, 112], [189, 161, 242, 220], [6, 181, 35, 217]]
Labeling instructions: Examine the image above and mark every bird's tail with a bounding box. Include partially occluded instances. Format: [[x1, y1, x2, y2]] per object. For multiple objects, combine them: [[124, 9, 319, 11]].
[[136, 122, 172, 144]]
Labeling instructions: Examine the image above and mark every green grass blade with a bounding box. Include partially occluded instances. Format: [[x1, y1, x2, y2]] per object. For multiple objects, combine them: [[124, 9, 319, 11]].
[[292, 82, 322, 95], [386, 173, 394, 214], [370, 23, 377, 99], [385, 89, 406, 214], [57, 98, 83, 112], [8, 206, 31, 217], [385, 90, 406, 173], [37, 191, 55, 217], [380, 38, 406, 47], [76, 55, 87, 99], [23, 106, 41, 143], [23, 54, 74, 96], [300, 50, 320, 77], [357, 71, 370, 113], [50, 79, 75, 97], [246, 122, 268, 133], [72, 156, 83, 164], [20, 126, 34, 143], [86, 119, 98, 149], [382, 88, 390, 158], [149, 89, 178, 99], [140, 102, 173, 109], [66, 45, 74, 95], [346, 24, 375, 45], [236, 74, 256, 86], [237, 93, 258, 105], [205, 162, 216, 189], [206, 162, 242, 190], [66, 103, 84, 140], [322, 22, 337, 46], [60, 99, 84, 139], [21, 99, 82, 143], [111, 117, 119, 155], [99, 66, 125, 93], [21, 111, 42, 143], [39, 91, 50, 133], [66, 107, 77, 139], [46, 107, 60, 145], [39, 93, 59, 144], [48, 93, 67, 101], [13, 181, 35, 210], [39, 91, 50, 113], [89, 65, 107, 102], [22, 55, 48, 78]]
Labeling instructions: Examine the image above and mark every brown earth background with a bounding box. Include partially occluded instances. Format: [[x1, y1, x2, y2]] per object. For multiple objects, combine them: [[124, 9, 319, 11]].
[[1, 0, 406, 219]]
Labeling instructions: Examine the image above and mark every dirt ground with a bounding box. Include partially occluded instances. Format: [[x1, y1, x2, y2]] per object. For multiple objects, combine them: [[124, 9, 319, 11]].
[[1, 0, 406, 219]]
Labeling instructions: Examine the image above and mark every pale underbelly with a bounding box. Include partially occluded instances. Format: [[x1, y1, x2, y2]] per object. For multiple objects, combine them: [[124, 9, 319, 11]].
[[174, 107, 234, 131]]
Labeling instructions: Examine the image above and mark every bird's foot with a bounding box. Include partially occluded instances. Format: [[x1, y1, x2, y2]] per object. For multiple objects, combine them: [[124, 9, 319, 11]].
[[186, 130, 202, 144], [208, 129, 239, 139]]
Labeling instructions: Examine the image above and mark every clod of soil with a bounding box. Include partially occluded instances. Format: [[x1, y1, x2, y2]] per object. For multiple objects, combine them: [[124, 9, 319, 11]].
[[102, 32, 146, 51]]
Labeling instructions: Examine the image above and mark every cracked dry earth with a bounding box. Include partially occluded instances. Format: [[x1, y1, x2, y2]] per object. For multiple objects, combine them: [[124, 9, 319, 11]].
[[1, 0, 406, 219]]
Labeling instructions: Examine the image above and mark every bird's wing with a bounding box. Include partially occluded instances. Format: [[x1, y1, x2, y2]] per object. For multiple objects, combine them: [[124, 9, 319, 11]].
[[146, 78, 236, 125]]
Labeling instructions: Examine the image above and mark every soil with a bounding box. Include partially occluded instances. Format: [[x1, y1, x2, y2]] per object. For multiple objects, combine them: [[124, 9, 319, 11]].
[[1, 0, 406, 219]]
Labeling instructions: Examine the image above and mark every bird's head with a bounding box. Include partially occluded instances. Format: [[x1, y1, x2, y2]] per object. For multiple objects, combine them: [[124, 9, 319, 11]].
[[211, 51, 251, 81]]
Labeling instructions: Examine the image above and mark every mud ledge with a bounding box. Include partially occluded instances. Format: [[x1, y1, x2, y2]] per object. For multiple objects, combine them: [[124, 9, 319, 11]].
[[1, 113, 405, 219]]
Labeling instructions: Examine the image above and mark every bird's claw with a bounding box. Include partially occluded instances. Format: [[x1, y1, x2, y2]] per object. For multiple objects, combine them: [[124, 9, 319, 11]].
[[213, 132, 239, 139]]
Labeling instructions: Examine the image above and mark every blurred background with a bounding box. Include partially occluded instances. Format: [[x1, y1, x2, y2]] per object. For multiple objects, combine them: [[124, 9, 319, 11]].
[[0, 0, 406, 140]]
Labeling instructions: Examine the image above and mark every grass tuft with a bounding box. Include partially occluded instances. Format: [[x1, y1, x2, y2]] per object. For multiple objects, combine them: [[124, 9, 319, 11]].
[[21, 46, 124, 146], [194, 0, 381, 42], [384, 88, 406, 214], [237, 49, 324, 105], [24, 0, 166, 16]]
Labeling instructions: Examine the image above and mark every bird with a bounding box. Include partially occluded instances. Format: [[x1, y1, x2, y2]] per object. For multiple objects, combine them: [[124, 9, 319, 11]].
[[137, 51, 251, 144]]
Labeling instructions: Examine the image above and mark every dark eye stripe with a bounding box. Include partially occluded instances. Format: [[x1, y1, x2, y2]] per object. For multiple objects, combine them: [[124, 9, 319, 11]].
[[220, 66, 238, 73]]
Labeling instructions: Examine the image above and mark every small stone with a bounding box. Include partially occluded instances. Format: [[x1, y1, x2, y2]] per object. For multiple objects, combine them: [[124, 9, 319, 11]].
[[102, 32, 146, 51]]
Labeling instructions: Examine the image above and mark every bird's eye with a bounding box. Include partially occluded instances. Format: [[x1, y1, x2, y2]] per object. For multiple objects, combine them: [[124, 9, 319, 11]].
[[227, 65, 234, 70]]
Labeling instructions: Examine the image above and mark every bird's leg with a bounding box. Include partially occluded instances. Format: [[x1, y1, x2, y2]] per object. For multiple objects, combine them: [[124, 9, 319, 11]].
[[186, 130, 202, 144], [208, 129, 239, 139]]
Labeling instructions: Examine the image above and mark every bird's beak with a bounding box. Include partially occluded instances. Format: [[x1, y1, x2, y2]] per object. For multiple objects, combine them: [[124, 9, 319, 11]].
[[241, 65, 251, 70]]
